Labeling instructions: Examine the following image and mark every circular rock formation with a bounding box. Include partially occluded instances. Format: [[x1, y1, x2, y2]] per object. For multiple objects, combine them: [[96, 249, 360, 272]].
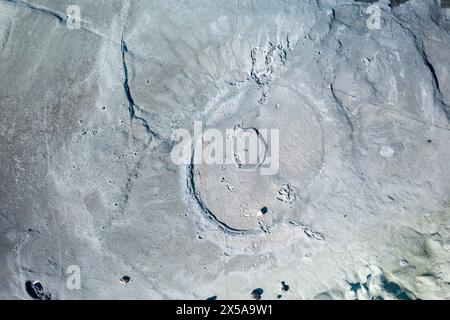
[[190, 85, 324, 233]]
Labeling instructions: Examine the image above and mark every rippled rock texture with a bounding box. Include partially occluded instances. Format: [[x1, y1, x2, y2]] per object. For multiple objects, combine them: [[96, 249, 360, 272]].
[[1, 0, 450, 299]]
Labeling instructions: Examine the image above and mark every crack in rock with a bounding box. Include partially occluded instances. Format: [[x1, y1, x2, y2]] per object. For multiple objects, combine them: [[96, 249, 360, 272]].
[[6, 0, 66, 22], [289, 220, 324, 241], [120, 38, 159, 139], [2, 0, 124, 46], [390, 14, 450, 121]]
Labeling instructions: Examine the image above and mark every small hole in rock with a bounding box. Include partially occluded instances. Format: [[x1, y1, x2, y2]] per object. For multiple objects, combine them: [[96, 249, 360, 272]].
[[120, 276, 131, 284], [25, 280, 51, 300], [251, 288, 264, 300]]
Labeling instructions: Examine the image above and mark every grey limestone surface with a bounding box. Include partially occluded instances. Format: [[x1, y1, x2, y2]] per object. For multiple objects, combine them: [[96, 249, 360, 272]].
[[0, 0, 450, 299]]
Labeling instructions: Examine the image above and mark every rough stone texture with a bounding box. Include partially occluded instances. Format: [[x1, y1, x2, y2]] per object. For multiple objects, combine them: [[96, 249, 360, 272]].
[[0, 0, 449, 299]]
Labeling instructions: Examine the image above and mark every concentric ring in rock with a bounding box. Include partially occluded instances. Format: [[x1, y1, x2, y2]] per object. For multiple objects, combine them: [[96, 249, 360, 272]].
[[190, 85, 324, 232]]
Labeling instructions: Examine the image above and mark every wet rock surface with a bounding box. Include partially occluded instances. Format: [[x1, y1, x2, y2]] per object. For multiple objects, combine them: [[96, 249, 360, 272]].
[[0, 0, 450, 299]]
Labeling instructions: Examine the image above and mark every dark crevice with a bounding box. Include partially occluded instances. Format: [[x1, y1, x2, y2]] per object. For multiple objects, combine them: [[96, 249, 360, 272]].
[[120, 36, 159, 139], [330, 83, 355, 136], [3, 0, 126, 45], [6, 0, 66, 22], [423, 52, 441, 93], [118, 4, 160, 215], [391, 15, 450, 121]]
